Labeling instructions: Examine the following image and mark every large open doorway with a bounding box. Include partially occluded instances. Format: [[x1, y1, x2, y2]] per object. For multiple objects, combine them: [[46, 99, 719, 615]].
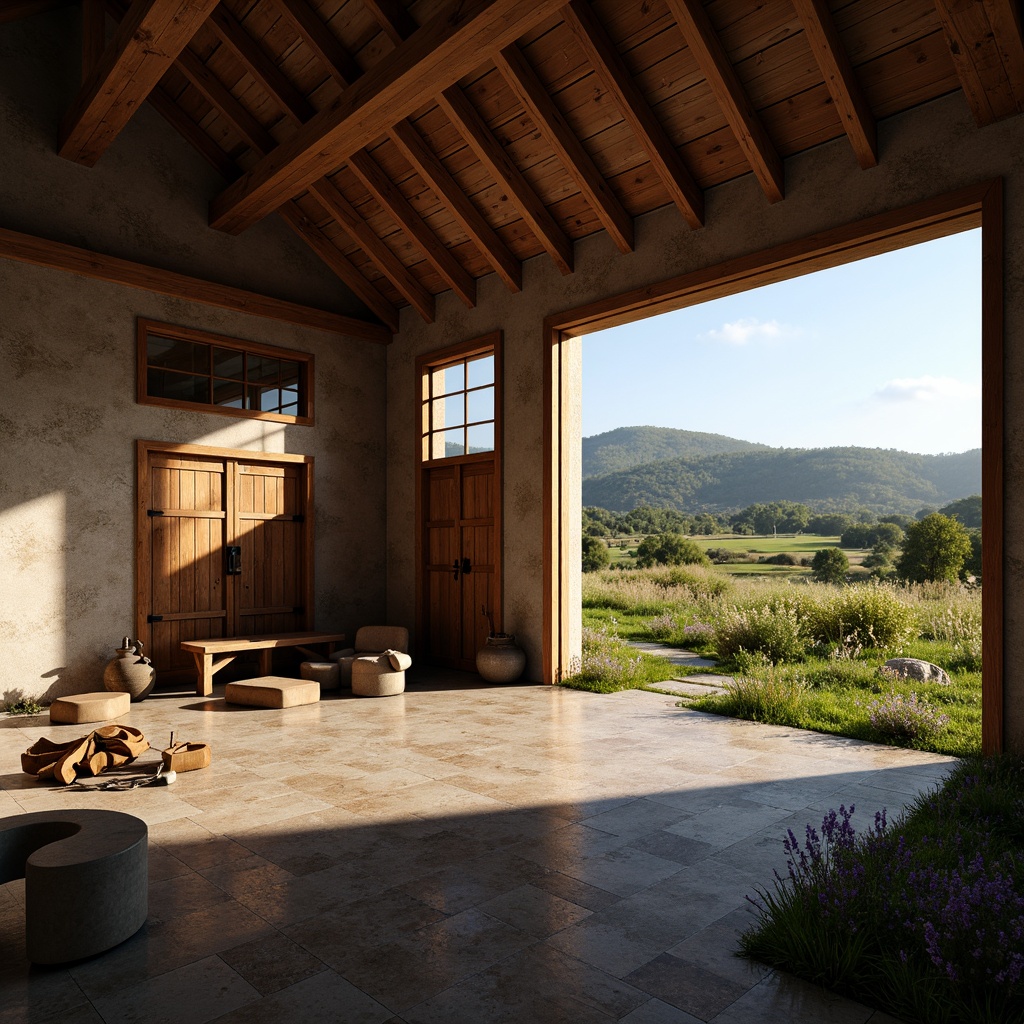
[[544, 182, 1004, 753]]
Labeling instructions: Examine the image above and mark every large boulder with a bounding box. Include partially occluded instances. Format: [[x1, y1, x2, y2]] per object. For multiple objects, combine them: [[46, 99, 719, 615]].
[[882, 658, 951, 687]]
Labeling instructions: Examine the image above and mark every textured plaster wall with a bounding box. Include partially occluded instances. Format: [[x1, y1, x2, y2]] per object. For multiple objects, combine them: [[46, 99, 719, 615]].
[[0, 266, 387, 700], [387, 93, 1024, 746], [0, 12, 387, 701]]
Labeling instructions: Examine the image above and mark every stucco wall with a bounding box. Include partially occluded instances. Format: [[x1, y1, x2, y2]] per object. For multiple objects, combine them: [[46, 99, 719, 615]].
[[0, 11, 387, 701], [0, 268, 387, 701], [387, 93, 1024, 748]]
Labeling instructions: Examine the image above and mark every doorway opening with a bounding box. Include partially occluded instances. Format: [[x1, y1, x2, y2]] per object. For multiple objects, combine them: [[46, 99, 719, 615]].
[[544, 182, 1003, 753]]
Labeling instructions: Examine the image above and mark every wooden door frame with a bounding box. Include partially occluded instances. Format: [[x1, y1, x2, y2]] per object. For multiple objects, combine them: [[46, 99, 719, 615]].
[[543, 180, 1005, 753], [414, 332, 504, 662], [135, 440, 315, 644]]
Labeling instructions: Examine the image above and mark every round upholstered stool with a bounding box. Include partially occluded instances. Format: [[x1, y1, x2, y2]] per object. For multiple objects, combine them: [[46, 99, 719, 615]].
[[351, 652, 410, 697], [300, 661, 340, 690], [49, 691, 130, 725]]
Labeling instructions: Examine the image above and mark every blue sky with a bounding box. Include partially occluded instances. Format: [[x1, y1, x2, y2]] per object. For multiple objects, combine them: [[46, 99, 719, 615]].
[[582, 229, 981, 455]]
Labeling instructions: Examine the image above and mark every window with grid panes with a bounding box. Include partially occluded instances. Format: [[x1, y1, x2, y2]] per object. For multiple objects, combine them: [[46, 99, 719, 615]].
[[138, 320, 312, 424], [421, 351, 495, 461]]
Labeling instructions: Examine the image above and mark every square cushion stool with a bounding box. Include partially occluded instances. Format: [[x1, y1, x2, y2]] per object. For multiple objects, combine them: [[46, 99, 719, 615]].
[[224, 676, 319, 709], [50, 691, 130, 725]]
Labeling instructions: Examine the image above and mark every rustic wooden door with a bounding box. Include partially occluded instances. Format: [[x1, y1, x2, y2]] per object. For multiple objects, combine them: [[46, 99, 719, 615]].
[[138, 443, 312, 683], [421, 459, 498, 669]]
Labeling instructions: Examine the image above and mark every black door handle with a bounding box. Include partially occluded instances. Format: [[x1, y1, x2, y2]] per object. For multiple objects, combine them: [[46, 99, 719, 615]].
[[452, 557, 472, 580], [227, 546, 242, 575], [461, 557, 471, 576], [452, 559, 460, 580]]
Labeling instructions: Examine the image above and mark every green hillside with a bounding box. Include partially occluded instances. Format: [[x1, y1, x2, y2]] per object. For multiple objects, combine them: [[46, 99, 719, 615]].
[[581, 445, 982, 515], [583, 426, 768, 478]]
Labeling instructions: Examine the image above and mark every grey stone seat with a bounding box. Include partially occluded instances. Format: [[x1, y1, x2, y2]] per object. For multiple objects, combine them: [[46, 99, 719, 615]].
[[0, 808, 148, 964]]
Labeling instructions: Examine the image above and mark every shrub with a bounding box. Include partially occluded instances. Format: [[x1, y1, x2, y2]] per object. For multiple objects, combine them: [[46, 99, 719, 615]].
[[811, 547, 849, 583], [760, 553, 798, 566], [868, 689, 949, 743], [582, 535, 611, 573], [646, 613, 677, 641], [636, 533, 710, 569], [809, 585, 915, 652], [720, 663, 807, 725], [714, 601, 808, 663]]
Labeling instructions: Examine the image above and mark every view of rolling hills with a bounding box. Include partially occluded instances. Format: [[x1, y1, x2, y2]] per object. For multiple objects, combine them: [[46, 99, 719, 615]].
[[582, 426, 980, 515]]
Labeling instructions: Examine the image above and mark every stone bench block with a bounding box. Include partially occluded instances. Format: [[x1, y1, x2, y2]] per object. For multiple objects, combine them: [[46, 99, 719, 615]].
[[49, 691, 130, 725], [224, 676, 320, 709], [0, 808, 147, 965]]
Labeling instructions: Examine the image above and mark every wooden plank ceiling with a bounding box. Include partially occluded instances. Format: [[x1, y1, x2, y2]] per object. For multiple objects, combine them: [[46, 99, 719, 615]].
[[34, 0, 1024, 333]]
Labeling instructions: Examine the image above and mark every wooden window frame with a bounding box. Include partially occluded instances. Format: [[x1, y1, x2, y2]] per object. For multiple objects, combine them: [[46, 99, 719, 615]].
[[136, 318, 315, 425], [543, 180, 1004, 753]]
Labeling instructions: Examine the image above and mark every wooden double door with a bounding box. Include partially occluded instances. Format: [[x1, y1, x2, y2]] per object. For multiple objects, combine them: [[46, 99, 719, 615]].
[[421, 460, 498, 670], [136, 443, 312, 684]]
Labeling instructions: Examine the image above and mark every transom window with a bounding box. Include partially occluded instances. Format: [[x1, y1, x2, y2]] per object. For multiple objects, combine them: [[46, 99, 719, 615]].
[[137, 319, 313, 424], [421, 351, 495, 461]]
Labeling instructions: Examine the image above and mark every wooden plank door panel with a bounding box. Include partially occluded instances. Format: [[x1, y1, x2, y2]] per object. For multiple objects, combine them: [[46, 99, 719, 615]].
[[146, 455, 228, 681], [236, 462, 306, 635]]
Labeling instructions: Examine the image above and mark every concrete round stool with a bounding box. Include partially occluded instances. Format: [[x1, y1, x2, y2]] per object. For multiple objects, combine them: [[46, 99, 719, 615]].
[[300, 661, 340, 690], [0, 808, 147, 964], [50, 691, 130, 725], [351, 652, 410, 697]]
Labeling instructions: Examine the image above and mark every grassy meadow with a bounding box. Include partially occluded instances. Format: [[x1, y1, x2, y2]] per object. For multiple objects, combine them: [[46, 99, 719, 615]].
[[566, 553, 981, 757]]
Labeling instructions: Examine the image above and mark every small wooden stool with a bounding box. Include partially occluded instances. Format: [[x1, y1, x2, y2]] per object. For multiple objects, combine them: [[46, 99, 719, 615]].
[[49, 692, 130, 725], [223, 676, 320, 709]]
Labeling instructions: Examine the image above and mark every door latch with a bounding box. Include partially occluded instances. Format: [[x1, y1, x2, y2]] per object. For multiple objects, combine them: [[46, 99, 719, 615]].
[[226, 545, 242, 575], [452, 557, 472, 580]]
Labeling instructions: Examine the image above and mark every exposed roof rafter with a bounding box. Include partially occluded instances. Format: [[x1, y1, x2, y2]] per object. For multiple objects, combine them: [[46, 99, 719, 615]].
[[273, 0, 362, 88], [792, 0, 877, 169], [561, 0, 704, 230], [208, 0, 567, 234], [494, 43, 633, 254], [439, 83, 574, 276], [59, 0, 219, 166], [934, 0, 1024, 126], [664, 0, 784, 203]]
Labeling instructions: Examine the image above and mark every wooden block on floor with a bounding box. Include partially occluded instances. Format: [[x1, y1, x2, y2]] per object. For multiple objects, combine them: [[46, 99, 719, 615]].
[[49, 691, 130, 724], [224, 676, 319, 709]]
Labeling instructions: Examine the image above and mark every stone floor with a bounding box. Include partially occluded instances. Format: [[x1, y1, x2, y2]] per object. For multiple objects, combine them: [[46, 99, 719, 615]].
[[0, 670, 955, 1024]]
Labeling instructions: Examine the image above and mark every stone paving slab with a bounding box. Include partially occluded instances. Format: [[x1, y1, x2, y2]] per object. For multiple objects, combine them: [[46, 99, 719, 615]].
[[628, 642, 717, 669], [654, 679, 730, 697]]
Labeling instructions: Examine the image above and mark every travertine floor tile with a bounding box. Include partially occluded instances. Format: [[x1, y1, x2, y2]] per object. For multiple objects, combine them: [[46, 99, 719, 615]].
[[1, 678, 954, 1024]]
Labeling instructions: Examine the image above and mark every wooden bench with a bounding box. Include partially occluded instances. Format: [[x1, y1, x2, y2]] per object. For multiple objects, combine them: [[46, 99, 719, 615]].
[[0, 809, 147, 964], [181, 632, 347, 696]]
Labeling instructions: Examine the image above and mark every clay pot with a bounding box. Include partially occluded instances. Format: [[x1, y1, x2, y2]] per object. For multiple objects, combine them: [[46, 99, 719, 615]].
[[476, 634, 526, 683], [103, 639, 156, 702]]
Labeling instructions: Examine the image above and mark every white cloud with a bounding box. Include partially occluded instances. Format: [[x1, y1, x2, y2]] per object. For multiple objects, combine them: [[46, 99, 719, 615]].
[[873, 375, 980, 403], [700, 317, 794, 345]]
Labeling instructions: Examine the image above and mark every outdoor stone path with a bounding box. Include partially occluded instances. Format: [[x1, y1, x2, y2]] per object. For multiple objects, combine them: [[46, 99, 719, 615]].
[[627, 641, 733, 696]]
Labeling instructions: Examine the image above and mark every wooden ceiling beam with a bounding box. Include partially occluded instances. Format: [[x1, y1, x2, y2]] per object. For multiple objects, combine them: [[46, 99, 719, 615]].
[[278, 201, 400, 331], [495, 43, 633, 254], [439, 84, 573, 275], [309, 178, 436, 322], [792, 0, 876, 169], [561, 0, 704, 230], [273, 0, 363, 88], [206, 5, 315, 122], [664, 0, 784, 203], [349, 150, 477, 307], [390, 119, 521, 293], [0, 223, 391, 341], [59, 0, 219, 166], [362, 0, 523, 292], [934, 0, 1024, 126], [362, 0, 417, 46], [209, 0, 566, 234]]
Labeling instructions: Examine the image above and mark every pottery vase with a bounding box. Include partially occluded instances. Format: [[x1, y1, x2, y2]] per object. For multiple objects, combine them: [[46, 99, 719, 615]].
[[103, 639, 156, 702], [476, 634, 526, 683]]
